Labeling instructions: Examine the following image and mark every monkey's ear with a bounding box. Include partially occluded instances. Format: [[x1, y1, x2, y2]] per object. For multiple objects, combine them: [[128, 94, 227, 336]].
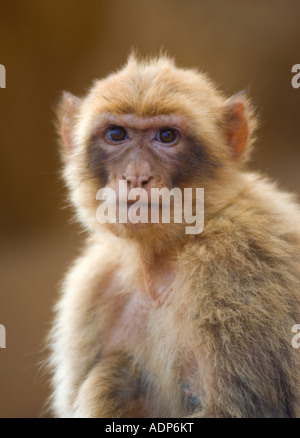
[[57, 92, 82, 160], [222, 95, 257, 162]]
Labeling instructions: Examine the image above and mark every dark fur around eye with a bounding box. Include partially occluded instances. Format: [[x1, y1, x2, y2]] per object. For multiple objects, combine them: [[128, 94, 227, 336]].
[[86, 140, 109, 187], [169, 138, 221, 187]]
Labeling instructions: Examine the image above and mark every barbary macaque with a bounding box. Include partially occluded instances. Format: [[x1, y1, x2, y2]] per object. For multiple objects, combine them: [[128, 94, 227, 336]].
[[49, 54, 300, 418]]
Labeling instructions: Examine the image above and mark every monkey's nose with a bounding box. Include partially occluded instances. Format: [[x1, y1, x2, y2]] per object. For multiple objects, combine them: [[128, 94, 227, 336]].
[[123, 161, 153, 189], [123, 174, 153, 189]]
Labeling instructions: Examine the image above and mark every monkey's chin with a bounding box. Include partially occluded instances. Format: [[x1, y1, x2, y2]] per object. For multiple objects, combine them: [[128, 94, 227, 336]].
[[102, 220, 186, 250]]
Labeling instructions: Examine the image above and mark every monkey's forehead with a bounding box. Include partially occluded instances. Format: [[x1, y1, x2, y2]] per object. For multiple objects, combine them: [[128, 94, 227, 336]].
[[85, 60, 223, 119], [91, 113, 193, 133]]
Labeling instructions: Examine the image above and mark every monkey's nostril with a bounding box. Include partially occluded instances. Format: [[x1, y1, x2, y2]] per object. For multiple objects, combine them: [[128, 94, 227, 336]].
[[122, 175, 137, 188], [139, 176, 153, 188]]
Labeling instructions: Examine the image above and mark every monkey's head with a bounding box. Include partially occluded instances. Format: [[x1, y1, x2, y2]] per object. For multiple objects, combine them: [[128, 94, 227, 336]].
[[57, 55, 256, 246]]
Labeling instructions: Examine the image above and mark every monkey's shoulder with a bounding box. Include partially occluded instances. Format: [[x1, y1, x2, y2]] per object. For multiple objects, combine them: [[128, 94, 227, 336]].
[[203, 173, 300, 254], [178, 173, 300, 295]]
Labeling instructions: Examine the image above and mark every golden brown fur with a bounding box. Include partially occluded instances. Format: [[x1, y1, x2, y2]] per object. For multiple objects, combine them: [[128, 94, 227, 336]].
[[49, 54, 300, 417]]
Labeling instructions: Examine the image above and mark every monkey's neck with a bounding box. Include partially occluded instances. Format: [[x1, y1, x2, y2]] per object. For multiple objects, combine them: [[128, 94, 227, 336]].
[[139, 248, 178, 306]]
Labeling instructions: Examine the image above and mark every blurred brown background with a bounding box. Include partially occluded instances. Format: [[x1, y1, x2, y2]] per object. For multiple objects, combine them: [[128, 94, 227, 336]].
[[0, 0, 299, 418]]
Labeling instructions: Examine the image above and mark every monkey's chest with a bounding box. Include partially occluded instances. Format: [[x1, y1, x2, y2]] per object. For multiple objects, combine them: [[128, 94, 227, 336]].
[[101, 267, 176, 356], [101, 294, 152, 357], [101, 289, 203, 415]]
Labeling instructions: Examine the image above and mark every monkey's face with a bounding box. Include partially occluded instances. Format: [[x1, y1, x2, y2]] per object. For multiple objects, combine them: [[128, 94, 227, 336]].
[[90, 113, 215, 191], [58, 56, 254, 242], [83, 112, 219, 239]]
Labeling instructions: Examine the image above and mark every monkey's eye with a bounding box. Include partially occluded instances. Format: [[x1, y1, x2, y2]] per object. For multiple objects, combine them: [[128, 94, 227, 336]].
[[106, 126, 128, 142], [157, 128, 177, 144]]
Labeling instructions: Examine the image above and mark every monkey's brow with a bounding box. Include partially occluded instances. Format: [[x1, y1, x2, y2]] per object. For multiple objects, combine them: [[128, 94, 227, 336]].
[[93, 113, 191, 131]]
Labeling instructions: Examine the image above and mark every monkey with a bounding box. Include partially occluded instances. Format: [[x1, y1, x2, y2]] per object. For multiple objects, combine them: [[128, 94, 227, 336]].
[[48, 54, 300, 418]]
